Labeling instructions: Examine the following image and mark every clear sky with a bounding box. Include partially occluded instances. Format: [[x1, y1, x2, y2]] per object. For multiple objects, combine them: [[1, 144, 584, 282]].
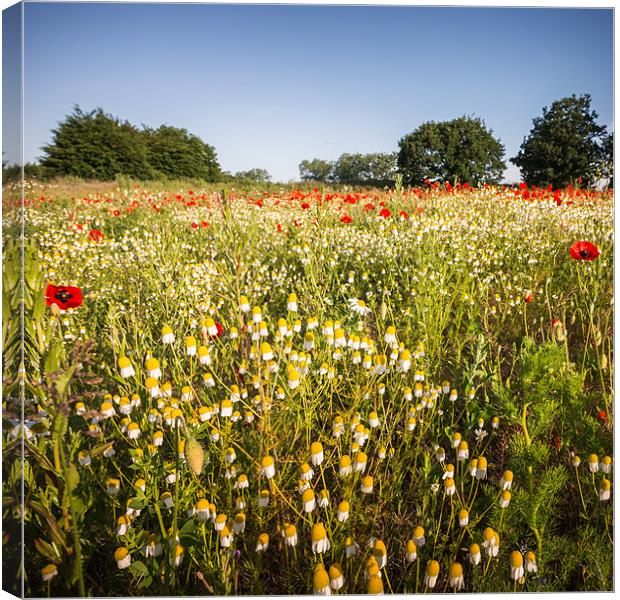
[[8, 2, 615, 182]]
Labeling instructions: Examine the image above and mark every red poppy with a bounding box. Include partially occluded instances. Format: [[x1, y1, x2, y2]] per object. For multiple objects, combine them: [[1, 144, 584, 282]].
[[340, 214, 352, 224], [524, 291, 533, 303], [597, 410, 608, 425], [399, 210, 409, 220], [569, 241, 600, 261], [379, 208, 391, 218], [88, 229, 104, 242], [45, 284, 83, 310], [301, 202, 310, 210]]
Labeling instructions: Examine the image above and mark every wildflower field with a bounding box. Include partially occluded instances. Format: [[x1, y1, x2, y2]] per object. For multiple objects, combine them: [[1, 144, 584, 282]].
[[2, 179, 614, 595]]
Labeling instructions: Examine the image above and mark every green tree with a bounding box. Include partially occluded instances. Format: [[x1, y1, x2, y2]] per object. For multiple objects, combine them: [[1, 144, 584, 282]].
[[397, 116, 506, 186], [144, 125, 221, 181], [234, 168, 272, 183], [40, 106, 155, 180], [298, 159, 334, 182], [332, 152, 397, 186], [511, 95, 609, 188]]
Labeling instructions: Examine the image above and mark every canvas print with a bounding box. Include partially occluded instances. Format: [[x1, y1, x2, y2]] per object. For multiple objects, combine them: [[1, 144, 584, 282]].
[[1, 2, 614, 596]]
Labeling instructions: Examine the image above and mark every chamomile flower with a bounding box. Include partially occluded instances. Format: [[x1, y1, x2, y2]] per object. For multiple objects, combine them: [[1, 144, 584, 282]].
[[384, 325, 397, 344], [444, 477, 456, 496], [311, 565, 330, 595], [405, 539, 417, 563], [106, 478, 120, 496], [600, 478, 611, 501], [288, 367, 300, 389], [41, 564, 58, 581], [261, 456, 275, 479], [412, 525, 426, 547], [483, 528, 499, 557], [118, 356, 135, 378], [499, 490, 511, 508], [367, 575, 383, 594], [601, 455, 612, 474], [300, 463, 314, 481], [219, 526, 234, 548], [195, 498, 211, 522], [589, 454, 599, 473], [360, 475, 374, 494], [372, 540, 387, 568], [145, 377, 160, 398], [337, 500, 350, 522], [352, 452, 367, 473], [449, 562, 464, 590], [469, 543, 481, 565], [457, 440, 469, 461], [311, 523, 331, 554], [345, 536, 360, 557], [329, 564, 344, 591], [510, 551, 524, 581], [458, 509, 469, 527], [425, 560, 440, 589], [239, 296, 250, 312], [78, 450, 91, 466], [525, 551, 538, 573], [185, 336, 197, 356], [349, 298, 371, 316], [258, 489, 270, 508], [284, 524, 298, 547], [114, 547, 131, 569], [500, 470, 513, 490], [232, 512, 246, 534], [256, 532, 269, 552], [161, 325, 175, 345], [302, 489, 316, 513]]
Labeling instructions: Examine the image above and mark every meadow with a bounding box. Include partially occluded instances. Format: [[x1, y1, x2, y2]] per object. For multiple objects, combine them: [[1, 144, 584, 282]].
[[2, 178, 614, 595]]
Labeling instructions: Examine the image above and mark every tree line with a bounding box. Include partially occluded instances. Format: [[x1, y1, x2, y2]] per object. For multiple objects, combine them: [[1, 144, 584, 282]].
[[4, 94, 613, 188], [301, 95, 613, 189]]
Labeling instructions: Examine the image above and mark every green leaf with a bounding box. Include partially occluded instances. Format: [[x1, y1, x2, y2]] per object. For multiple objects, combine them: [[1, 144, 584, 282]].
[[129, 560, 150, 577]]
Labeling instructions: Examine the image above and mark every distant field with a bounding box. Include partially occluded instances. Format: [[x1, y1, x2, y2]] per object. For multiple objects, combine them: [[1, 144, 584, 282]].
[[2, 180, 613, 595]]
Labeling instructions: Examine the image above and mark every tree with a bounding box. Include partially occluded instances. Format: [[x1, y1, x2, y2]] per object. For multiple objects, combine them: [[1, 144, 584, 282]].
[[234, 168, 272, 183], [397, 116, 506, 186], [511, 95, 609, 188], [39, 106, 222, 182], [144, 125, 221, 182], [41, 106, 155, 180], [331, 153, 397, 187], [298, 159, 334, 182]]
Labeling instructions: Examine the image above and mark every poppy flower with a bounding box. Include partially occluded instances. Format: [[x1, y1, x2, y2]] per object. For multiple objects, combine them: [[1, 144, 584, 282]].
[[340, 214, 352, 224], [89, 229, 104, 242], [379, 208, 391, 218], [45, 284, 83, 310], [598, 410, 608, 425], [301, 202, 310, 210], [569, 241, 600, 261]]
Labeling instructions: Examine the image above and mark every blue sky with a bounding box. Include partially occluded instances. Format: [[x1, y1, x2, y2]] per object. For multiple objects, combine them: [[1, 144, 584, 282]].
[[7, 3, 615, 182]]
